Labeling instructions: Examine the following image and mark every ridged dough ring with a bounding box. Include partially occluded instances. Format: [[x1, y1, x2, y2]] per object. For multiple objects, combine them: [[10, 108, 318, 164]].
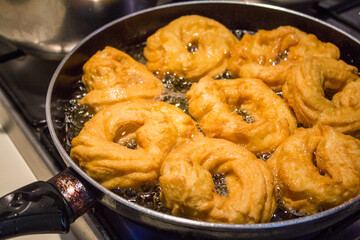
[[70, 100, 201, 189], [160, 137, 276, 223], [186, 76, 297, 154], [282, 57, 360, 136], [267, 126, 360, 215], [80, 46, 164, 112], [229, 26, 340, 91], [144, 15, 238, 81]]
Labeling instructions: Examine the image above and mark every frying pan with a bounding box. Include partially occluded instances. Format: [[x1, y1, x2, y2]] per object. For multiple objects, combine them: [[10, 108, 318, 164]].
[[1, 1, 360, 239]]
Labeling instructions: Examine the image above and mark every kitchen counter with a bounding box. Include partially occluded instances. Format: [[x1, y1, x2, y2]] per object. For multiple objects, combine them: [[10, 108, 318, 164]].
[[0, 124, 74, 240]]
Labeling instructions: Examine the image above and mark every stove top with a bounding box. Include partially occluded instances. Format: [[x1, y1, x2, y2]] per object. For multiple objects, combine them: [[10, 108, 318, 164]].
[[0, 1, 359, 239]]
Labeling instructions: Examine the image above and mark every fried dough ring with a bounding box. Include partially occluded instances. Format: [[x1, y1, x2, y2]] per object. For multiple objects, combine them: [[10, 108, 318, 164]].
[[144, 15, 238, 81], [283, 57, 360, 136], [160, 137, 276, 223], [79, 46, 164, 112], [70, 100, 201, 189], [186, 76, 297, 154], [229, 26, 340, 91], [267, 126, 360, 215]]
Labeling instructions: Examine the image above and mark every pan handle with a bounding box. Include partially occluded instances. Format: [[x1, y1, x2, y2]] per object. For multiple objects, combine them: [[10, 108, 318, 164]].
[[0, 167, 97, 239]]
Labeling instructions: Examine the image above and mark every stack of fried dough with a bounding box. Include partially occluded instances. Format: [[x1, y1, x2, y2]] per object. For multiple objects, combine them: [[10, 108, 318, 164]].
[[70, 15, 360, 224]]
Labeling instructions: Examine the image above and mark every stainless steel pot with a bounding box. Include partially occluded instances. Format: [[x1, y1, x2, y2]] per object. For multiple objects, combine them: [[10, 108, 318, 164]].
[[0, 0, 158, 60], [1, 1, 360, 239]]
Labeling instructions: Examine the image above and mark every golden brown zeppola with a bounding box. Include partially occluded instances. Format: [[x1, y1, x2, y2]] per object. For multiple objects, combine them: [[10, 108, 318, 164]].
[[160, 137, 276, 224], [267, 126, 360, 215], [70, 100, 201, 189], [229, 26, 340, 91], [282, 57, 360, 137], [144, 15, 238, 81], [80, 46, 164, 112], [186, 76, 297, 154]]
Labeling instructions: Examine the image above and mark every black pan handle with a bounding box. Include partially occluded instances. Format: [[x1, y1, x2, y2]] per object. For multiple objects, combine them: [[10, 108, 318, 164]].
[[0, 181, 71, 238], [0, 168, 97, 239]]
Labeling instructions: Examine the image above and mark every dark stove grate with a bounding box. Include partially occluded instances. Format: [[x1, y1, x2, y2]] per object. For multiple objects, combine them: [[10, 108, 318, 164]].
[[316, 0, 360, 33]]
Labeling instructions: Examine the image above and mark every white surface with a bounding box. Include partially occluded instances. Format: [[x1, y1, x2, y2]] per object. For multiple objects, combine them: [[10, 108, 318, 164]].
[[0, 125, 62, 240]]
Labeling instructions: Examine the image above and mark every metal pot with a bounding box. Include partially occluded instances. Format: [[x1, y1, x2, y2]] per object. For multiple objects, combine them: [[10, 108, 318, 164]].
[[1, 1, 360, 239], [0, 0, 158, 60]]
